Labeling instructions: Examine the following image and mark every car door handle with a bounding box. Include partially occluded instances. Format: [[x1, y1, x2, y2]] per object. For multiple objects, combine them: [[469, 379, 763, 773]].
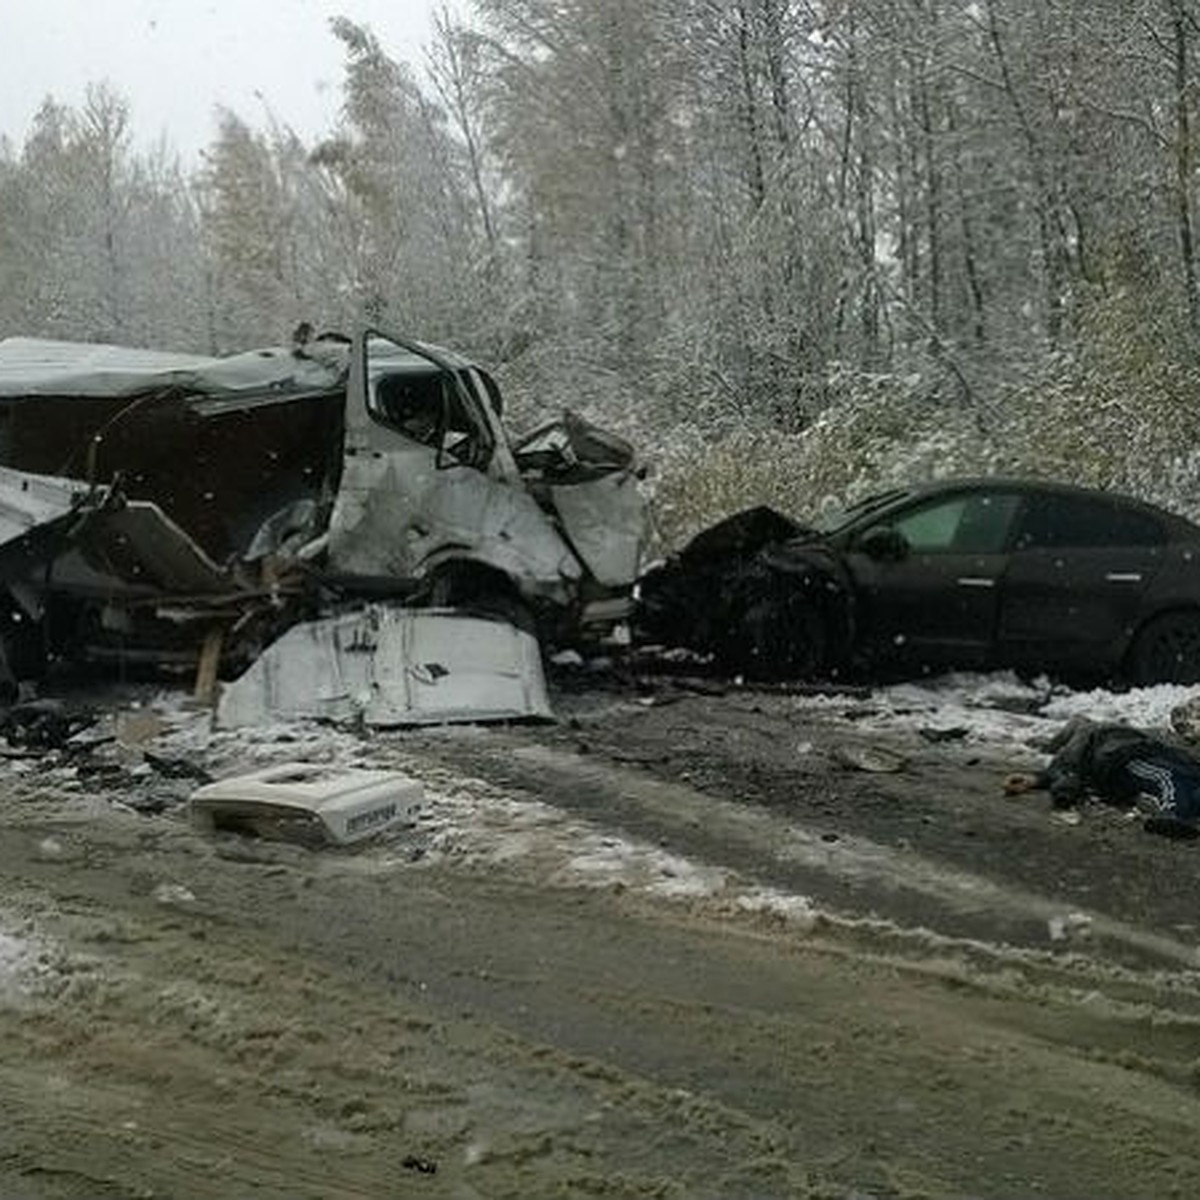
[[956, 577, 996, 588], [1104, 572, 1143, 583]]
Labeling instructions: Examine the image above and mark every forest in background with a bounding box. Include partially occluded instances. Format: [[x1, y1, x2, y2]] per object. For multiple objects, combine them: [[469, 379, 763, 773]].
[[4, 0, 1200, 544]]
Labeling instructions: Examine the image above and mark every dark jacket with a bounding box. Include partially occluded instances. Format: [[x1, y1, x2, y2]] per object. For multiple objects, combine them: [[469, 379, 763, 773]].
[[1036, 718, 1168, 807], [1036, 716, 1200, 834]]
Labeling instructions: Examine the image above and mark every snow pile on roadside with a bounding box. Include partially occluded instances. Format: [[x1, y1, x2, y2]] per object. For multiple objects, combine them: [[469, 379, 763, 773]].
[[793, 672, 1200, 752], [1043, 684, 1200, 729], [374, 764, 748, 905], [154, 704, 366, 774]]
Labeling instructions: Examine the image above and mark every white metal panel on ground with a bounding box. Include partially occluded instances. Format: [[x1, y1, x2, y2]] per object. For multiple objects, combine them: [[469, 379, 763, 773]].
[[190, 762, 423, 845], [216, 606, 553, 728]]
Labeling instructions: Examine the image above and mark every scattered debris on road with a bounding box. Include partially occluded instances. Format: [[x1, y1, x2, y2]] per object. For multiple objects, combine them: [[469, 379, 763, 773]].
[[832, 743, 907, 774], [1047, 910, 1092, 941], [918, 725, 970, 743], [0, 699, 96, 750]]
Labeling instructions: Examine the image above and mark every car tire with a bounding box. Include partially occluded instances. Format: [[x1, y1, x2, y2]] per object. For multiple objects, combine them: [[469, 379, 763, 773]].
[[735, 593, 827, 681], [784, 607, 828, 679], [1127, 611, 1200, 685]]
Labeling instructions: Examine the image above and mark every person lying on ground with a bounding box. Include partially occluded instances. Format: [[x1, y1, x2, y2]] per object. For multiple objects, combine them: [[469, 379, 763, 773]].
[[1003, 715, 1200, 838]]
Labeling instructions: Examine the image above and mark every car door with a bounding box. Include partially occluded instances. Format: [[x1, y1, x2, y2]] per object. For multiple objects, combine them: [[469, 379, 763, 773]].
[[997, 491, 1167, 673], [328, 331, 581, 593], [846, 489, 1022, 669]]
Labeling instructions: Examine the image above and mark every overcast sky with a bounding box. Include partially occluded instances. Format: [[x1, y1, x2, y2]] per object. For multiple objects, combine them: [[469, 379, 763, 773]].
[[0, 0, 442, 163]]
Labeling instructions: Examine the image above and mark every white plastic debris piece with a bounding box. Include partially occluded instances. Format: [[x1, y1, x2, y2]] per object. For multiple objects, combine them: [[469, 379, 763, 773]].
[[1047, 911, 1092, 942], [116, 710, 167, 748], [190, 762, 423, 846], [216, 607, 553, 729], [153, 883, 196, 906], [34, 837, 67, 862], [0, 929, 40, 999], [1051, 809, 1082, 826], [832, 743, 906, 774]]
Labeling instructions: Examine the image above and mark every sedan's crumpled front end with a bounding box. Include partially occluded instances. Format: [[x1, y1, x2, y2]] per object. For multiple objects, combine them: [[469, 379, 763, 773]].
[[635, 506, 853, 679]]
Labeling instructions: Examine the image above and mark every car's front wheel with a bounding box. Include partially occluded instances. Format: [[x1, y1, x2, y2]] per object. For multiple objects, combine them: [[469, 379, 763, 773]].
[[731, 591, 827, 681], [1127, 610, 1200, 685]]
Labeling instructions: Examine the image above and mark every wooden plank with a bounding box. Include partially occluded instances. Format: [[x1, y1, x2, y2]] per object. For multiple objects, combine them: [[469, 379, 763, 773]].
[[194, 628, 225, 705]]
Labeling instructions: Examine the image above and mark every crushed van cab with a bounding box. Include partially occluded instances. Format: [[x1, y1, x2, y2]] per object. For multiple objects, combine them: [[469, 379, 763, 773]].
[[0, 327, 647, 692]]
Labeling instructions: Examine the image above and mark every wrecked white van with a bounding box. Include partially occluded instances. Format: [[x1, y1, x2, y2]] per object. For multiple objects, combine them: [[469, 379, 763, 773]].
[[0, 328, 647, 682]]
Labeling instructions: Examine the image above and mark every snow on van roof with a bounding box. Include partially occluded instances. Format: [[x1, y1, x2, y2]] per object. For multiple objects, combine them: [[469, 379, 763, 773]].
[[0, 336, 349, 398], [0, 332, 477, 402]]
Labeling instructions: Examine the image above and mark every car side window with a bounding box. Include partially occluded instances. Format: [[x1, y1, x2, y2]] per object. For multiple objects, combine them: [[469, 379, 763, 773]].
[[890, 493, 1019, 554], [1013, 495, 1165, 549], [371, 370, 493, 469], [893, 498, 966, 550], [373, 373, 444, 447], [952, 493, 1022, 553]]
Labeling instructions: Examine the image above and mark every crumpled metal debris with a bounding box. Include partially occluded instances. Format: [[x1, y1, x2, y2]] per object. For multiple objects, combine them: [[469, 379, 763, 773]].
[[1170, 695, 1200, 743], [0, 700, 96, 750]]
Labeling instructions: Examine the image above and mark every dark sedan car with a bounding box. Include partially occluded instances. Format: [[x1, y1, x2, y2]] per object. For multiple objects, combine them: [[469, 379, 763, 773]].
[[636, 478, 1200, 685]]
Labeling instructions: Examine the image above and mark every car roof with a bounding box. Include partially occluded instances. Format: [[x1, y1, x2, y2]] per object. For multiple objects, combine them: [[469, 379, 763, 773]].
[[848, 476, 1200, 537]]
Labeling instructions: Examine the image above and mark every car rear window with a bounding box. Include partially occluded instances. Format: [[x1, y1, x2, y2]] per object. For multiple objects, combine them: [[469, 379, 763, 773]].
[[1013, 494, 1165, 549]]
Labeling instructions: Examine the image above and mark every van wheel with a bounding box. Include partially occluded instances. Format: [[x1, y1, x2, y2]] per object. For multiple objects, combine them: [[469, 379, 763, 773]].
[[424, 562, 536, 634], [1127, 612, 1200, 685]]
